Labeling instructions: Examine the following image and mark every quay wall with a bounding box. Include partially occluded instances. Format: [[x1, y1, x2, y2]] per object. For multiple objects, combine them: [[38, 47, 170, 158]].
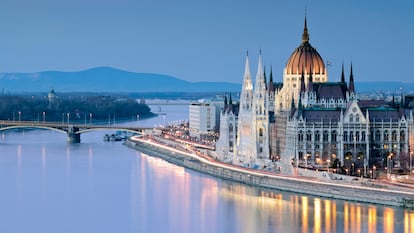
[[125, 138, 414, 208]]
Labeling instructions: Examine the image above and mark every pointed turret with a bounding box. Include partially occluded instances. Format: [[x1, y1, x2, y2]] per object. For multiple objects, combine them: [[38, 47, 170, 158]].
[[300, 67, 306, 94], [243, 51, 252, 82], [268, 66, 275, 93], [341, 62, 345, 83], [307, 64, 314, 92], [348, 63, 355, 93], [302, 16, 309, 43], [256, 50, 264, 78], [223, 93, 228, 113], [228, 93, 234, 113], [240, 51, 253, 111]]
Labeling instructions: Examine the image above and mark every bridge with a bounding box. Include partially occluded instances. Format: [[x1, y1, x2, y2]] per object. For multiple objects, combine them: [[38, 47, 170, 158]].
[[0, 120, 157, 143]]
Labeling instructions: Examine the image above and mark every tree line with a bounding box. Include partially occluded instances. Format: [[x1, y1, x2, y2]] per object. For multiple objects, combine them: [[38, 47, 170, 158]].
[[0, 95, 154, 123]]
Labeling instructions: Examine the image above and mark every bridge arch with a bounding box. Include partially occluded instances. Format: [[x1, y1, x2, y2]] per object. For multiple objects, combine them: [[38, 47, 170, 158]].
[[0, 125, 67, 134]]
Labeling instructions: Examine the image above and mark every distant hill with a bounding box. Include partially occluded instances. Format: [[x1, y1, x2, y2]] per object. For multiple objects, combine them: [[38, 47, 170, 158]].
[[0, 66, 241, 93], [0, 66, 413, 94]]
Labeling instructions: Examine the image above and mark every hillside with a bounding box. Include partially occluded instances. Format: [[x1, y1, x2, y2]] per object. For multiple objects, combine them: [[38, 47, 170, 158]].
[[0, 67, 241, 93], [0, 66, 413, 94]]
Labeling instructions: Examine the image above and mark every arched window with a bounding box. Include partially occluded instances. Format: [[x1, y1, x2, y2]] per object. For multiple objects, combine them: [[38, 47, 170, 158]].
[[323, 130, 329, 142], [315, 131, 320, 142], [356, 131, 360, 141], [384, 130, 389, 141], [362, 131, 366, 141], [298, 131, 304, 142], [344, 131, 348, 142], [332, 131, 337, 142], [356, 114, 360, 123], [306, 130, 312, 141], [375, 130, 381, 141], [401, 131, 406, 141], [349, 114, 354, 123], [392, 130, 397, 141], [259, 128, 264, 137], [350, 131, 354, 141]]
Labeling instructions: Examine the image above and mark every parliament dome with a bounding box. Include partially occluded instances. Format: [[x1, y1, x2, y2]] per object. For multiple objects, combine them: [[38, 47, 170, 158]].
[[285, 18, 325, 75]]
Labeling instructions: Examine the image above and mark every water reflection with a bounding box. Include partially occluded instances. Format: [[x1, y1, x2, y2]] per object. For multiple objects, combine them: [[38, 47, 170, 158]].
[[1, 123, 413, 233], [135, 150, 414, 233]]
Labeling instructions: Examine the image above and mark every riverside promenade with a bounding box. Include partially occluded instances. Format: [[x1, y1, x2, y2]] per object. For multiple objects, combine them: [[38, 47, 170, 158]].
[[125, 135, 414, 209]]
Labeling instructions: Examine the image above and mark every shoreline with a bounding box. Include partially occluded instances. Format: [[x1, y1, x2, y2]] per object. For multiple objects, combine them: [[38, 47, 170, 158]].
[[125, 136, 414, 209]]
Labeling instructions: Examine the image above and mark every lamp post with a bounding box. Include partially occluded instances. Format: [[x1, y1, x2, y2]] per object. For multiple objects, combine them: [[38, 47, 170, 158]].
[[18, 111, 21, 122], [67, 113, 70, 125], [90, 113, 92, 124], [410, 151, 413, 175], [43, 111, 46, 123], [373, 165, 376, 179], [387, 153, 393, 177]]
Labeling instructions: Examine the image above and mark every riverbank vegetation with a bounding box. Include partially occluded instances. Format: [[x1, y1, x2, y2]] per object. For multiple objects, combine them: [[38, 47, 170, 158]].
[[0, 94, 155, 123]]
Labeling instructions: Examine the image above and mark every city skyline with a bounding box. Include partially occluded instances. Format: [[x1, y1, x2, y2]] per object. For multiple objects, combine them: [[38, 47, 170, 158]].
[[0, 0, 413, 84]]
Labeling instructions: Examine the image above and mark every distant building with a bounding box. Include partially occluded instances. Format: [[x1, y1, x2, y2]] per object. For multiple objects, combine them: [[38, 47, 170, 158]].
[[189, 100, 216, 139], [48, 88, 57, 109]]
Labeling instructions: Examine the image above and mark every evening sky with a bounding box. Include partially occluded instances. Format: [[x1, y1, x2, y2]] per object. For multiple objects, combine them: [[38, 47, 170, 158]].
[[0, 0, 413, 84]]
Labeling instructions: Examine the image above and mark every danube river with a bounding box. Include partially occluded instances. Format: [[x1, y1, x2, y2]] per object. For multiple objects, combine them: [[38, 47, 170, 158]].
[[1, 103, 413, 233]]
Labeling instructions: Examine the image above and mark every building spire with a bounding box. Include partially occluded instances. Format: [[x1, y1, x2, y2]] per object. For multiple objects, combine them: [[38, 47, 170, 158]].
[[300, 66, 306, 94], [244, 51, 251, 78], [268, 66, 275, 93], [341, 62, 345, 82], [256, 50, 264, 83], [348, 62, 355, 93], [302, 16, 309, 43], [307, 64, 314, 92]]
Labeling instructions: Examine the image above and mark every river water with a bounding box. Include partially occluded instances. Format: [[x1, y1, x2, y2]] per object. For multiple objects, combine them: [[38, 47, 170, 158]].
[[0, 103, 413, 233]]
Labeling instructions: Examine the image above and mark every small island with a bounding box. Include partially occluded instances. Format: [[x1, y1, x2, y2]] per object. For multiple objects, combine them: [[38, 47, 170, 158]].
[[0, 90, 155, 123]]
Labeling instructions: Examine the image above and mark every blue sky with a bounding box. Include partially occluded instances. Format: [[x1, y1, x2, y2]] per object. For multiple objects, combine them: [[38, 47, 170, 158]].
[[0, 0, 413, 84]]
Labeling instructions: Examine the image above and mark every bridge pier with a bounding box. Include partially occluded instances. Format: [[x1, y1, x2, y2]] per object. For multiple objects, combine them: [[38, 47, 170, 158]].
[[67, 126, 81, 143]]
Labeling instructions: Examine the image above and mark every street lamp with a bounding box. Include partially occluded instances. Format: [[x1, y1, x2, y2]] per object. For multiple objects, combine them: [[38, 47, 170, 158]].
[[67, 113, 70, 125], [18, 111, 21, 122], [43, 111, 46, 123], [90, 113, 92, 124], [373, 165, 376, 179], [387, 153, 393, 177]]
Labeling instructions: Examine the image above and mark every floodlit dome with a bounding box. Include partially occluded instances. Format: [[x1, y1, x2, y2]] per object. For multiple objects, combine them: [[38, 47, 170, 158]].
[[285, 18, 325, 75]]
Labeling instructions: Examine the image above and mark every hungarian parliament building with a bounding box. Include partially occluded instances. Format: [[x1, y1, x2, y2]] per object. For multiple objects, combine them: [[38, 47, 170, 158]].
[[215, 17, 414, 173]]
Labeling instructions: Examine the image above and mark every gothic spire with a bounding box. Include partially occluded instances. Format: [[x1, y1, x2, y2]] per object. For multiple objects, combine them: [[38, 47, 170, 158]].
[[228, 92, 233, 113], [348, 62, 355, 93], [307, 64, 314, 92], [300, 65, 306, 93], [244, 51, 251, 80], [302, 16, 309, 43], [341, 62, 345, 83], [268, 66, 275, 93]]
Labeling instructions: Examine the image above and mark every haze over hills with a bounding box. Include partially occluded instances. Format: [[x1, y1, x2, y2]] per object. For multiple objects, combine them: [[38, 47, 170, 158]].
[[0, 66, 413, 94], [0, 66, 241, 93]]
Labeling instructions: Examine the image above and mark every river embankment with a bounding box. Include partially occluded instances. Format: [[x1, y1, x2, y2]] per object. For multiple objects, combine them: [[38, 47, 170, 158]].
[[125, 136, 414, 209]]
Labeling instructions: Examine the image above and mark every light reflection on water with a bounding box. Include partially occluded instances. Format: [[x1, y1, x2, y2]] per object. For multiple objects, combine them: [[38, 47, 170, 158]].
[[0, 104, 413, 233]]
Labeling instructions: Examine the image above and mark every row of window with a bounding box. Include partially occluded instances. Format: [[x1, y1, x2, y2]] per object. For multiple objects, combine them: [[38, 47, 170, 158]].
[[297, 130, 406, 142]]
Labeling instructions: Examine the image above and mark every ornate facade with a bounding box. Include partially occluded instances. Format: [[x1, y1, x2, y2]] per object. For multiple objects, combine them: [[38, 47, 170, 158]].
[[216, 17, 414, 174]]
